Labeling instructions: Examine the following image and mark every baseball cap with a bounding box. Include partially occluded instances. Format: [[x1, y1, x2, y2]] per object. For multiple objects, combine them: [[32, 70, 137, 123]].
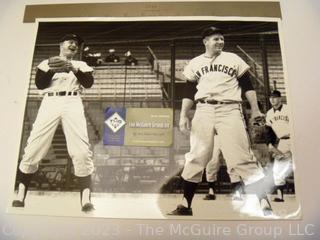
[[201, 27, 224, 39], [270, 90, 281, 98], [60, 34, 84, 45]]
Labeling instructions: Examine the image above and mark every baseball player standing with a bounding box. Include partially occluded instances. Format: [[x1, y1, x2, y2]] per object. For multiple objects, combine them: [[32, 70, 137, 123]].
[[168, 27, 272, 216], [266, 90, 293, 202], [12, 34, 95, 212]]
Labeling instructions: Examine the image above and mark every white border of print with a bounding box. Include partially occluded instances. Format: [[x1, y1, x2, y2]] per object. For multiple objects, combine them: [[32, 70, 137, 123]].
[[6, 15, 301, 221]]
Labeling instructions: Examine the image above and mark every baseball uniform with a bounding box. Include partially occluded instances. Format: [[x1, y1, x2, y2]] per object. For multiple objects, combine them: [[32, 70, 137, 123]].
[[181, 51, 264, 185], [168, 27, 272, 217], [13, 34, 95, 212], [266, 104, 293, 186], [205, 135, 241, 183], [19, 59, 94, 177]]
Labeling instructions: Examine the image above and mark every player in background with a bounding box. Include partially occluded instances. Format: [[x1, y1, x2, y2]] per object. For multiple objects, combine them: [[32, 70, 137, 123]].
[[266, 90, 293, 202]]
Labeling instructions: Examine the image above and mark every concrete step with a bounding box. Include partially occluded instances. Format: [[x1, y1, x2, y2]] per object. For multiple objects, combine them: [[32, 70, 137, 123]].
[[30, 68, 153, 75], [26, 94, 164, 99], [82, 94, 163, 98], [91, 80, 159, 84], [55, 155, 69, 159], [52, 145, 67, 149], [28, 83, 161, 91], [54, 149, 68, 154], [87, 85, 161, 90], [83, 90, 162, 95], [52, 137, 66, 142], [94, 74, 157, 79], [82, 93, 163, 97], [51, 142, 67, 147], [94, 65, 151, 70]]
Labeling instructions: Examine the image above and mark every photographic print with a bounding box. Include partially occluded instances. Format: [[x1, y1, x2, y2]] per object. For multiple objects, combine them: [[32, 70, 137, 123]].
[[8, 16, 300, 220]]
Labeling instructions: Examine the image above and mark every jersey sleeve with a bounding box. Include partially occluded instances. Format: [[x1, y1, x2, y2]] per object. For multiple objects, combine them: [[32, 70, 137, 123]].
[[78, 61, 94, 72], [283, 105, 290, 122], [182, 60, 198, 82], [265, 111, 272, 127], [37, 59, 50, 72], [235, 55, 250, 78]]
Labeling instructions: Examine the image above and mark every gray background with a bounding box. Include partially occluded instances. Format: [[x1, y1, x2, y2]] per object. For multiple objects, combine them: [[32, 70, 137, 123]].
[[1, 0, 319, 239]]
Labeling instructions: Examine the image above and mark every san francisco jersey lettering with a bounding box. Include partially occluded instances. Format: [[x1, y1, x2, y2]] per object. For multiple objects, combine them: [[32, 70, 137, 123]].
[[183, 51, 250, 102], [266, 104, 290, 138]]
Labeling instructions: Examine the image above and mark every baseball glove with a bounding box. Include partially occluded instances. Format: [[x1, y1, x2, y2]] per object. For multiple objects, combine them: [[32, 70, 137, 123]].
[[48, 56, 69, 73], [248, 115, 267, 144], [273, 151, 292, 161], [251, 116, 266, 127]]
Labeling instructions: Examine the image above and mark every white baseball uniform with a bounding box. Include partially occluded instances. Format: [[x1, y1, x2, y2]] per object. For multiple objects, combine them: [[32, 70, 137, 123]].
[[19, 60, 94, 177], [266, 104, 292, 186], [181, 51, 264, 185], [205, 135, 241, 183]]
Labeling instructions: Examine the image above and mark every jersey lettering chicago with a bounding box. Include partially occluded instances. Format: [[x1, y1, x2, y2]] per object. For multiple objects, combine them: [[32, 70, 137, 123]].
[[266, 104, 290, 138], [37, 59, 93, 94], [183, 51, 250, 102]]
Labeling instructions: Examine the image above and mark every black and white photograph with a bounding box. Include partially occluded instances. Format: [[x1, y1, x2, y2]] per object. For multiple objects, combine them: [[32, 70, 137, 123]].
[[7, 17, 300, 220]]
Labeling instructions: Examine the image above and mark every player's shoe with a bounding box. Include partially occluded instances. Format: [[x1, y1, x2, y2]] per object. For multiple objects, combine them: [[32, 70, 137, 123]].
[[260, 197, 273, 216], [230, 182, 244, 201], [12, 182, 28, 208], [167, 204, 193, 216], [273, 197, 284, 202], [262, 204, 273, 216], [273, 187, 284, 202], [12, 200, 25, 208], [81, 202, 95, 213], [262, 206, 273, 216], [231, 190, 243, 201], [232, 195, 243, 201], [80, 187, 94, 213], [203, 194, 216, 200]]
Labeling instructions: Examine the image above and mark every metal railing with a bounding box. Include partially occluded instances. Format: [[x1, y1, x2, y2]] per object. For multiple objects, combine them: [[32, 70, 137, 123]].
[[84, 65, 161, 101], [147, 46, 170, 101], [236, 45, 265, 87]]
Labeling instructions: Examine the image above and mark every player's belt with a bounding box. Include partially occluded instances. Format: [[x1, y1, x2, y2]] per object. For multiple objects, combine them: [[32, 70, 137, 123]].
[[47, 91, 79, 97], [196, 99, 239, 105]]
